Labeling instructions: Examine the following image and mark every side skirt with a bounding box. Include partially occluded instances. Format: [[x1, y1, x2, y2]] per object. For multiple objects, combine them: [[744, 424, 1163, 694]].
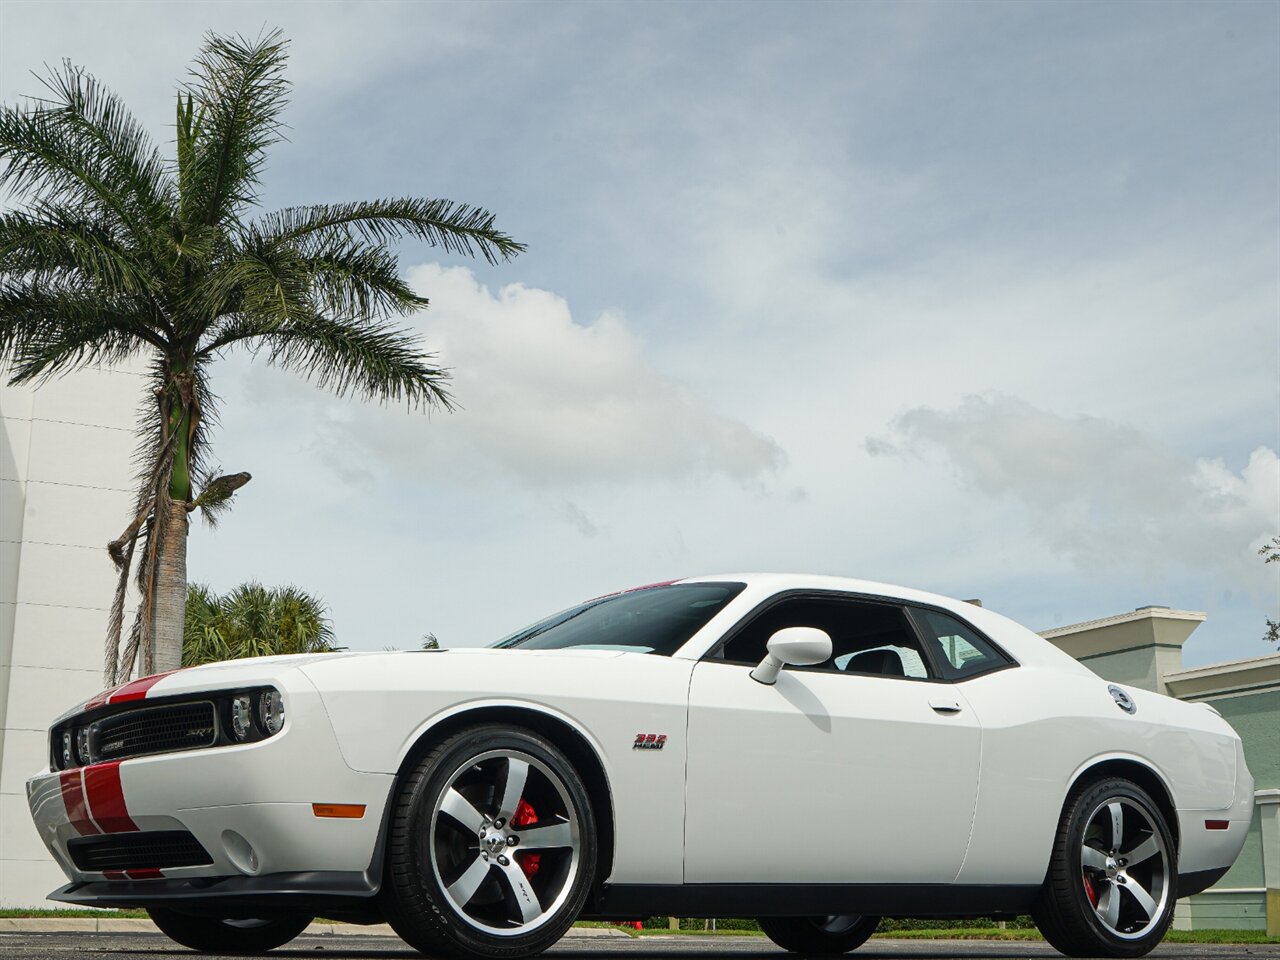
[[589, 883, 1040, 919]]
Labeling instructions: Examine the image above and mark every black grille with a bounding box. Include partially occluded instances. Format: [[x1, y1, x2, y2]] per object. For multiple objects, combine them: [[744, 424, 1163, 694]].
[[94, 702, 217, 762], [68, 831, 214, 871]]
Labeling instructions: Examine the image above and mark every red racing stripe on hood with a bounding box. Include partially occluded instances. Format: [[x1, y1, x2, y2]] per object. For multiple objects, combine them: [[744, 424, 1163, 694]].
[[58, 770, 98, 836], [84, 762, 138, 833], [83, 684, 126, 712], [108, 671, 176, 704]]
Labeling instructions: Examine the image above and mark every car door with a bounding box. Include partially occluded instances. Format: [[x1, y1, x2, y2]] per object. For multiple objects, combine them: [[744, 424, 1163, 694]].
[[683, 593, 982, 884]]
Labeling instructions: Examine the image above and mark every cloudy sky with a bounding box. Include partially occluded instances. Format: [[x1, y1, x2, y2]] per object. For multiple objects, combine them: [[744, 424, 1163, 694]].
[[3, 0, 1277, 665]]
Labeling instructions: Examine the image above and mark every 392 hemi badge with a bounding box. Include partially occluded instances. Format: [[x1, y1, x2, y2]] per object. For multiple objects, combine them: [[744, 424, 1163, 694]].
[[633, 733, 666, 750]]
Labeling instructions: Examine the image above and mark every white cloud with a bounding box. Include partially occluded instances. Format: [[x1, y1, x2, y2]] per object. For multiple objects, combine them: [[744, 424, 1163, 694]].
[[272, 264, 784, 490], [869, 395, 1279, 591]]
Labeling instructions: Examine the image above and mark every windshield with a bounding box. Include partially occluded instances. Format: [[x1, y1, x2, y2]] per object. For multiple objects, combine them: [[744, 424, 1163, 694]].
[[492, 582, 745, 655]]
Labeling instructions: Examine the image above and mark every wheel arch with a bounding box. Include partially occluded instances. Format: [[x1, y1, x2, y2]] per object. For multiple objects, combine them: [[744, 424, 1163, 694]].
[[382, 702, 617, 893], [1064, 754, 1180, 851]]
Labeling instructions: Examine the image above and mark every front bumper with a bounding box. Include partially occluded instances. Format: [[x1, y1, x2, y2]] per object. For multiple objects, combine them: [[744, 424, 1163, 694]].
[[26, 675, 393, 902]]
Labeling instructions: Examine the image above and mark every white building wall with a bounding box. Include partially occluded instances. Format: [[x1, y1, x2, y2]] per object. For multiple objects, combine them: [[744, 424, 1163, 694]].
[[0, 365, 143, 908]]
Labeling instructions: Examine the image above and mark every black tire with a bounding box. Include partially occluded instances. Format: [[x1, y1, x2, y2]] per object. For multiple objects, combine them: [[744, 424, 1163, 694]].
[[146, 908, 311, 954], [382, 724, 597, 958], [758, 916, 879, 954], [1033, 777, 1177, 958]]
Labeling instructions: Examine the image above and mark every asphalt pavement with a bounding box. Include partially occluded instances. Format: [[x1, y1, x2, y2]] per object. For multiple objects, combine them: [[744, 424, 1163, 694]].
[[0, 931, 1276, 960]]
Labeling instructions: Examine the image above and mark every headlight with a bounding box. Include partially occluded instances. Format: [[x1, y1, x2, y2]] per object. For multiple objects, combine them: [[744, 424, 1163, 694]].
[[258, 690, 285, 736], [61, 731, 73, 769], [76, 727, 92, 766], [229, 694, 253, 741]]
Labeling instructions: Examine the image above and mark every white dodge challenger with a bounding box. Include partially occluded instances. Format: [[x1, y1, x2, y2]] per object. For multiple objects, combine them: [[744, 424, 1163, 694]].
[[28, 575, 1252, 958]]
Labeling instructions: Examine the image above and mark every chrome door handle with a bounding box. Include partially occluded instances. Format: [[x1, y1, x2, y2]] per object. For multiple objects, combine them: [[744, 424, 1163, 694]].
[[929, 699, 962, 715]]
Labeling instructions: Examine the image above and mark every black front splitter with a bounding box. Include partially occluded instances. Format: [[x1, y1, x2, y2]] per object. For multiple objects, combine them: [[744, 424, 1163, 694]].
[[50, 871, 381, 920]]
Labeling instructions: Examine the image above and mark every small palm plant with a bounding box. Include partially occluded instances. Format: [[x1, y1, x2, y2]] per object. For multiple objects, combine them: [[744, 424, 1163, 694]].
[[0, 31, 523, 683], [184, 582, 338, 666]]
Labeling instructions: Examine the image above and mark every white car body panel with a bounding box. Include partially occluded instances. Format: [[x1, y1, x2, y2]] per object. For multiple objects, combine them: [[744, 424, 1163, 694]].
[[301, 648, 694, 885], [25, 573, 1254, 923], [953, 667, 1240, 885], [685, 661, 981, 883]]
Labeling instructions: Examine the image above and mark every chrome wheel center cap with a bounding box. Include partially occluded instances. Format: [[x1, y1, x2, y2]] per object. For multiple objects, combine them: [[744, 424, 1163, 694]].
[[1104, 856, 1119, 878], [481, 830, 506, 855]]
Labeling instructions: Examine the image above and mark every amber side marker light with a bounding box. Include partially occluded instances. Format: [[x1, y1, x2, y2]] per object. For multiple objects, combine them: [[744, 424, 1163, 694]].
[[313, 803, 366, 819], [1204, 820, 1230, 830]]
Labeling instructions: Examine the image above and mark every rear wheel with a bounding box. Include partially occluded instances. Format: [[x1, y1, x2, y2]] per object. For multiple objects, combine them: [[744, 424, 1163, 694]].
[[146, 909, 311, 954], [382, 724, 596, 958], [1033, 777, 1176, 957], [758, 915, 879, 954]]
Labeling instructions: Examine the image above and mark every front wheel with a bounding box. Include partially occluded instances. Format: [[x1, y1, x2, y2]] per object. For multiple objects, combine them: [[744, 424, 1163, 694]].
[[1033, 777, 1176, 957], [146, 909, 312, 954], [382, 724, 597, 958], [758, 916, 879, 954]]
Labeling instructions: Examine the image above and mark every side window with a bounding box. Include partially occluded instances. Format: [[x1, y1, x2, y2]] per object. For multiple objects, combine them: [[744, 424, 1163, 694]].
[[716, 597, 932, 680], [911, 608, 1010, 680]]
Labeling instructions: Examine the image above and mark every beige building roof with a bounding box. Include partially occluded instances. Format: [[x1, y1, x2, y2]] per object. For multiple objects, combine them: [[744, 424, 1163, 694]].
[[1164, 652, 1280, 701], [1040, 606, 1206, 663]]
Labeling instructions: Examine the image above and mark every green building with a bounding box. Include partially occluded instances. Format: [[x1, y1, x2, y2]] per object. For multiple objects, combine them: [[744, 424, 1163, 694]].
[[1043, 607, 1279, 934]]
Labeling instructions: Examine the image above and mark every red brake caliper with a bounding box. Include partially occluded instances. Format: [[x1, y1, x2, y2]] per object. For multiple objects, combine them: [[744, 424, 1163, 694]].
[[1083, 871, 1098, 906], [512, 798, 541, 879]]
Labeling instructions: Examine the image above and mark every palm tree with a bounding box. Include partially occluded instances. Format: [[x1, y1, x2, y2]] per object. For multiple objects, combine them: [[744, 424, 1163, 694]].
[[0, 31, 523, 684], [184, 582, 338, 666]]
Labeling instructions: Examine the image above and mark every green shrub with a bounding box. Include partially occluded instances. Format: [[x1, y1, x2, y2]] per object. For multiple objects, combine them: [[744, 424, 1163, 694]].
[[876, 916, 1037, 931], [637, 916, 1036, 932]]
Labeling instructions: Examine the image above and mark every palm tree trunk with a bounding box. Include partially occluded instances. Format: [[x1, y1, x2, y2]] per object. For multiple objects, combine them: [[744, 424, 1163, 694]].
[[148, 375, 195, 675], [149, 499, 189, 674]]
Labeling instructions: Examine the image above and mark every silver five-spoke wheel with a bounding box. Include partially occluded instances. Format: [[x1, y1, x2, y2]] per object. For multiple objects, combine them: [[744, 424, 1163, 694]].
[[1079, 797, 1170, 940], [1033, 776, 1177, 958], [430, 749, 581, 936]]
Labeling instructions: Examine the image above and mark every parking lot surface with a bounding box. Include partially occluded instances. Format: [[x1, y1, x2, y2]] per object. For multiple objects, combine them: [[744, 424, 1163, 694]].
[[0, 932, 1276, 960]]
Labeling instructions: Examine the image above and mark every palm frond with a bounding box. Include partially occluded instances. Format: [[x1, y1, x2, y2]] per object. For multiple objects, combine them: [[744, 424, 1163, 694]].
[[183, 582, 235, 667], [186, 235, 310, 334], [0, 206, 157, 297], [254, 196, 526, 265], [190, 470, 251, 527], [0, 280, 161, 383], [199, 309, 453, 409], [34, 61, 175, 230], [103, 525, 137, 683], [270, 585, 335, 653], [187, 229, 425, 335], [183, 30, 289, 228], [297, 237, 427, 318], [0, 62, 173, 243]]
